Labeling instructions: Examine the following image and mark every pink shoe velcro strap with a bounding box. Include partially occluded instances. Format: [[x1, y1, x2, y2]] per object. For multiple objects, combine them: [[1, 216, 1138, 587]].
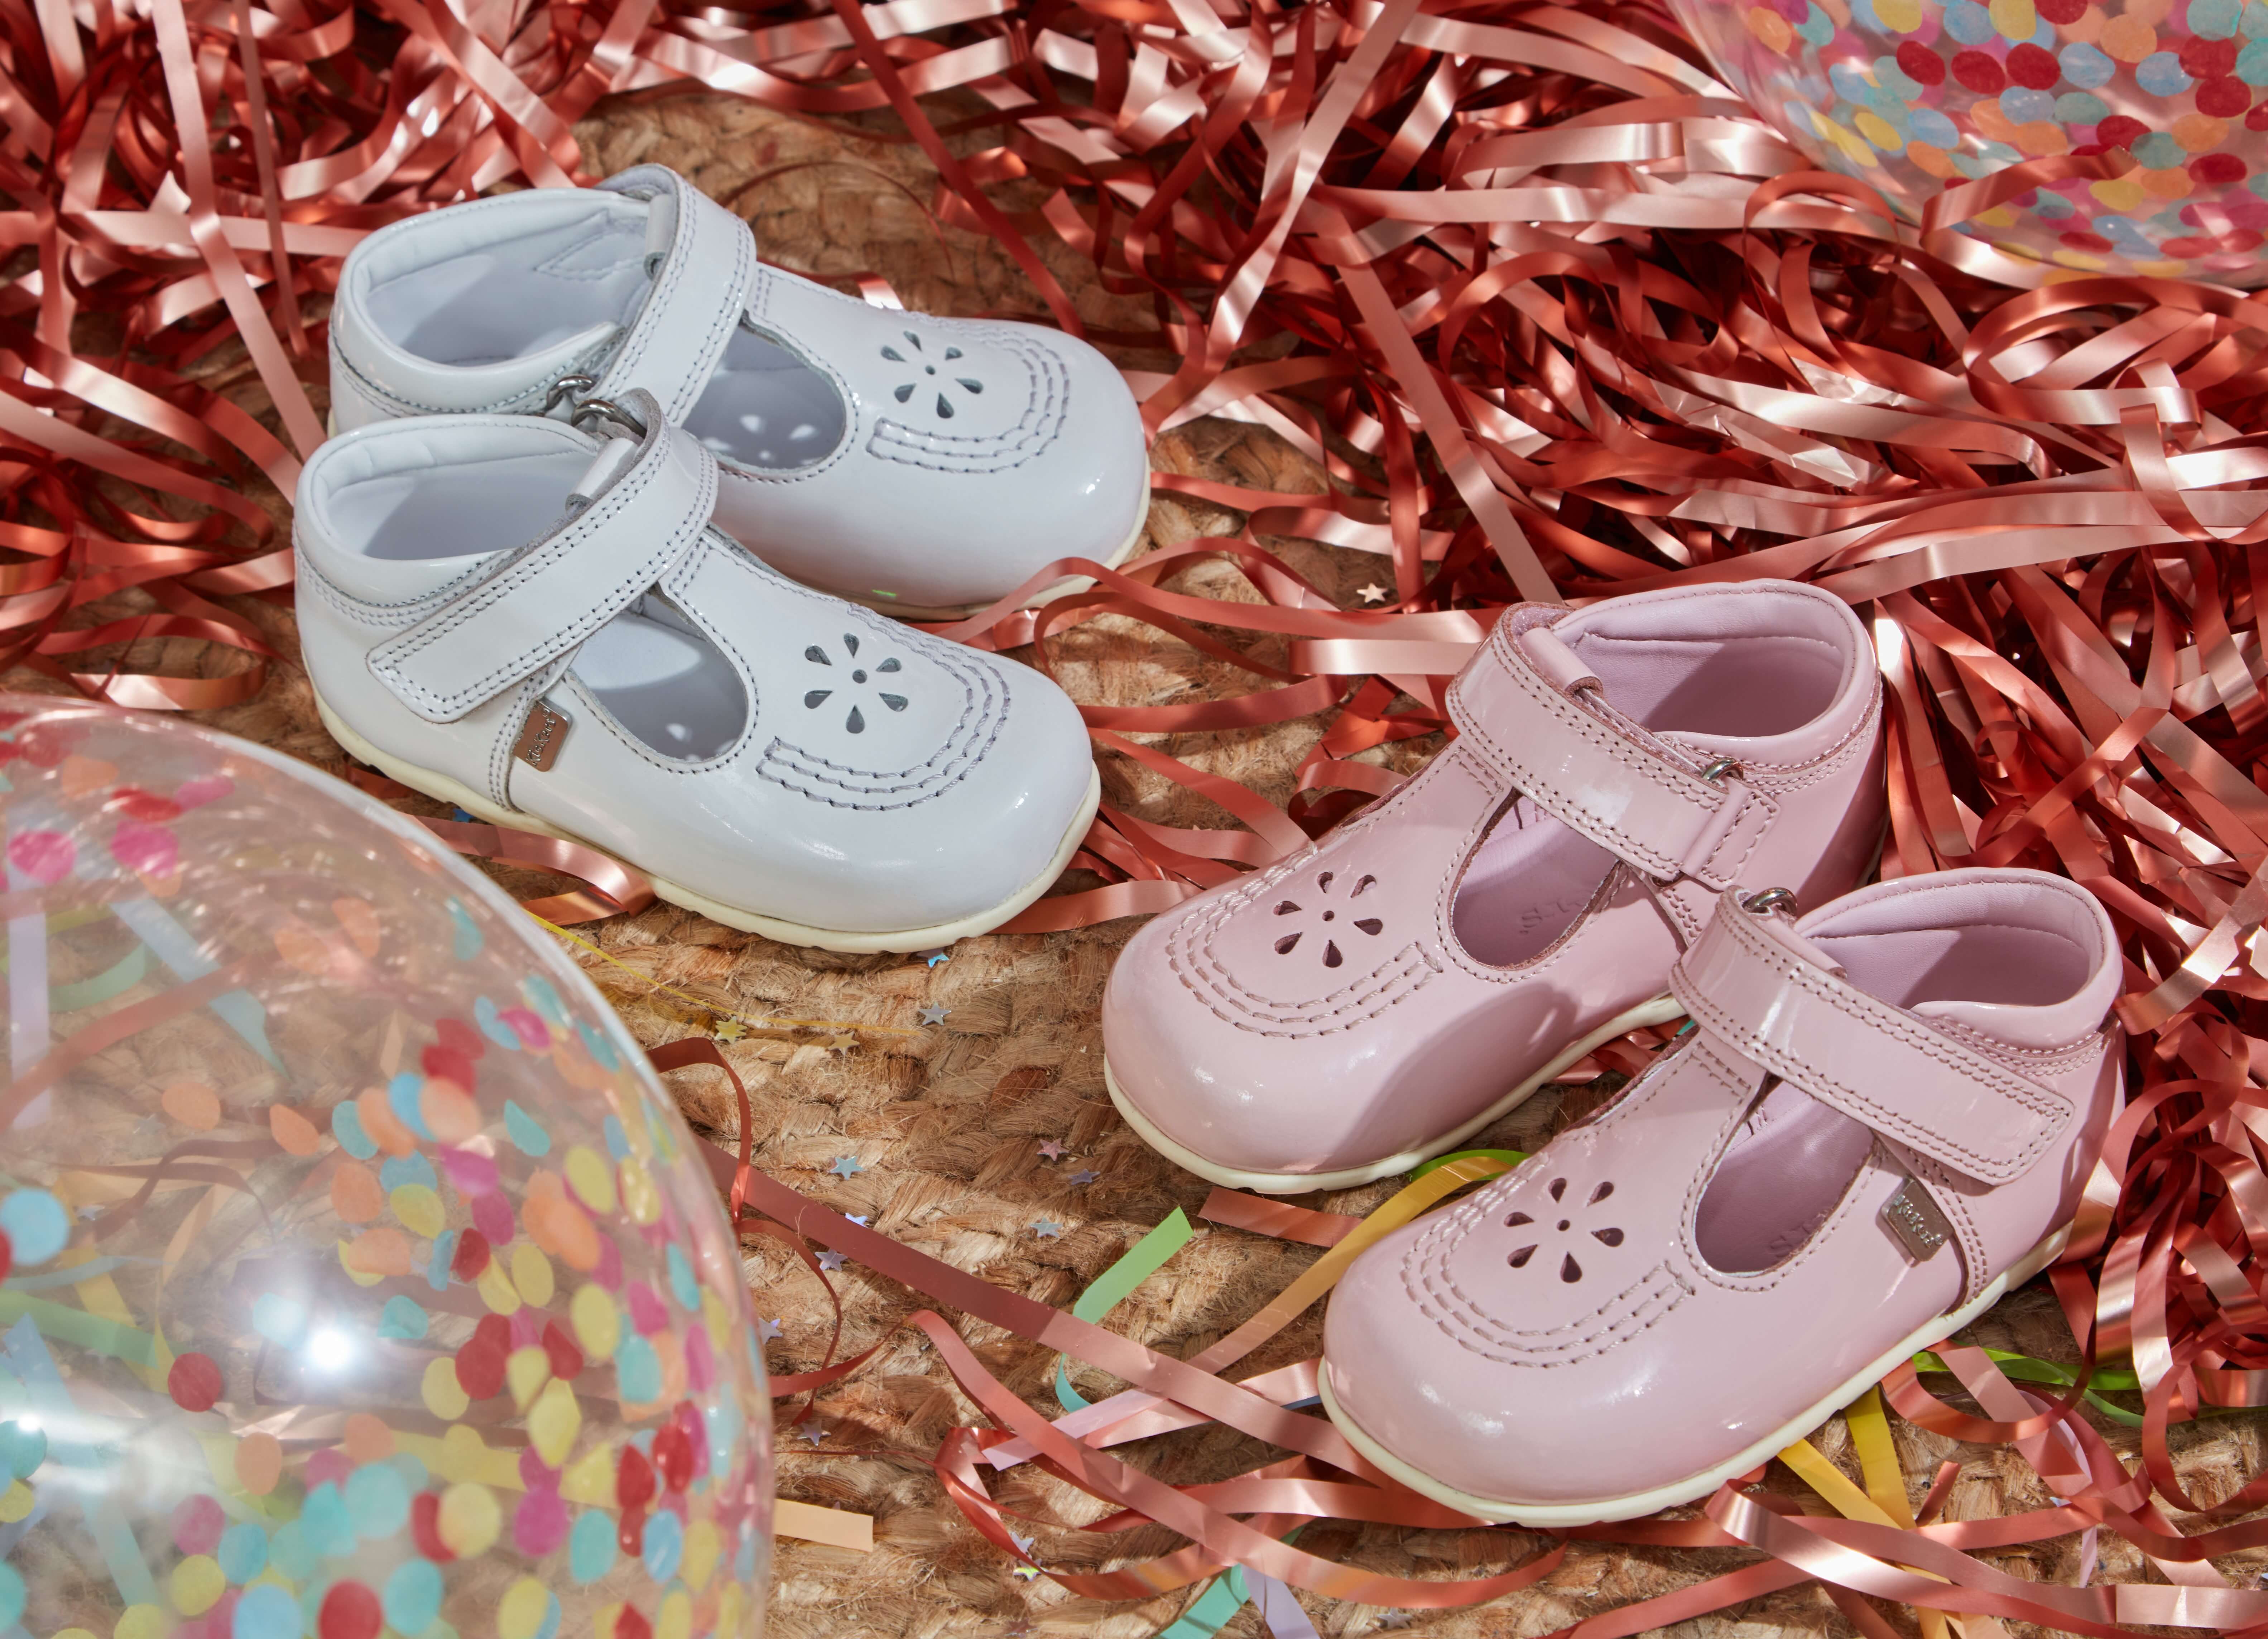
[[1669, 897, 2072, 1186], [1447, 614, 1769, 891], [369, 403, 717, 723]]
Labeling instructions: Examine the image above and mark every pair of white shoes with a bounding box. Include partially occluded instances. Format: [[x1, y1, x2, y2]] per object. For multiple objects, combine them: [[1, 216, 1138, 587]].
[[297, 167, 1147, 951]]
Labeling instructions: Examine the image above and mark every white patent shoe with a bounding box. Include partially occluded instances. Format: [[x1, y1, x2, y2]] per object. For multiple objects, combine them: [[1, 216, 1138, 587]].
[[293, 393, 1101, 951], [327, 164, 1150, 617]]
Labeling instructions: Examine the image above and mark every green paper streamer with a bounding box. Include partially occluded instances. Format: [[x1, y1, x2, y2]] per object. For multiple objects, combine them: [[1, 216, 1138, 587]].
[[47, 944, 148, 1012], [1409, 1147, 1526, 1181], [1054, 1208, 1194, 1413]]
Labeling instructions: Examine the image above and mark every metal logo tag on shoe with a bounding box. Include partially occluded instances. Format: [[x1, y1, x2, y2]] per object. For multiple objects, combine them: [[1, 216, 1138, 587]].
[[514, 702, 571, 772], [1880, 1179, 1952, 1263]]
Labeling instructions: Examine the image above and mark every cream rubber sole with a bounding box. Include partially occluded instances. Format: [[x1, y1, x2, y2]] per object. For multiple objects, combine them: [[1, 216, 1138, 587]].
[[1102, 992, 1688, 1195], [313, 692, 1100, 954], [846, 490, 1152, 622], [1318, 1220, 2075, 1526]]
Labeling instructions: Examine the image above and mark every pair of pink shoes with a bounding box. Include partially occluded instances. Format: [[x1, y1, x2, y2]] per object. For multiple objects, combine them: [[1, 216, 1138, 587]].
[[1101, 581, 2123, 1523]]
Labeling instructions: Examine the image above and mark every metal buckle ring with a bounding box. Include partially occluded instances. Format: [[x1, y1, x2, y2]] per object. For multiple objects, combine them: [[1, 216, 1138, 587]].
[[1739, 886, 1798, 917], [567, 396, 649, 439], [544, 373, 597, 414], [1697, 755, 1743, 784]]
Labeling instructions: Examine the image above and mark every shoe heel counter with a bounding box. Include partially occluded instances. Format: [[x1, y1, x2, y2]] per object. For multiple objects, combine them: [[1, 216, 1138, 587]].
[[326, 345, 396, 436], [1791, 707, 1889, 908]]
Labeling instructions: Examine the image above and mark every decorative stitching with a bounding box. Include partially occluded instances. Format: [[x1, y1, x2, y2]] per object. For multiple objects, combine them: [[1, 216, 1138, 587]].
[[1450, 618, 1735, 881], [867, 331, 1070, 474], [598, 174, 754, 426], [1677, 906, 2071, 1180], [369, 418, 717, 720]]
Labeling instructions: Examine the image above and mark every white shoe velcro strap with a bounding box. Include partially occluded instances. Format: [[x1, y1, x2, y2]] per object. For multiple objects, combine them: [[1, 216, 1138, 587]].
[[369, 415, 718, 724], [595, 164, 756, 426], [1447, 612, 1766, 891], [1669, 899, 2072, 1185]]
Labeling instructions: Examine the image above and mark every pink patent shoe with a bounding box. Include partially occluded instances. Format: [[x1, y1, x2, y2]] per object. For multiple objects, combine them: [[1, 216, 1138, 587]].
[[1318, 869, 2123, 1524], [1101, 581, 1886, 1192]]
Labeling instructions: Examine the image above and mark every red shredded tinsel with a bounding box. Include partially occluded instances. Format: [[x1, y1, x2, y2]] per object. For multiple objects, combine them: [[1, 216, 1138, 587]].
[[18, 0, 2268, 1622]]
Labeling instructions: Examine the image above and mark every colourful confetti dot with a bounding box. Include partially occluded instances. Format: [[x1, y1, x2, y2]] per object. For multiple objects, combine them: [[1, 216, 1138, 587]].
[[615, 1446, 657, 1513], [174, 1493, 225, 1555], [160, 1079, 221, 1130], [0, 1189, 67, 1265], [234, 1432, 282, 1496], [168, 1352, 225, 1412], [0, 1418, 45, 1481], [437, 1482, 501, 1557], [377, 1295, 428, 1341], [233, 1586, 296, 1639], [0, 1563, 22, 1630], [346, 1462, 410, 1539], [330, 1163, 384, 1225], [504, 1100, 551, 1157], [0, 1479, 30, 1522], [117, 1605, 166, 1639], [497, 1581, 557, 1639], [6, 830, 72, 883], [543, 1320, 586, 1381], [564, 1147, 617, 1214], [514, 1486, 570, 1556], [391, 1184, 445, 1239], [440, 1147, 499, 1196], [640, 1510, 684, 1582], [570, 1510, 618, 1582], [654, 1591, 689, 1639], [318, 1580, 381, 1639], [472, 1191, 515, 1247], [217, 1520, 266, 1584], [331, 1101, 376, 1159], [267, 1521, 314, 1581], [302, 1482, 355, 1558], [507, 1346, 552, 1412], [562, 1444, 615, 1507], [682, 1518, 721, 1592], [457, 1313, 512, 1399], [383, 1561, 442, 1638], [270, 1105, 321, 1155], [477, 1258, 523, 1315], [448, 898, 483, 960], [511, 1244, 556, 1309], [172, 1555, 225, 1616], [529, 1378, 582, 1468]]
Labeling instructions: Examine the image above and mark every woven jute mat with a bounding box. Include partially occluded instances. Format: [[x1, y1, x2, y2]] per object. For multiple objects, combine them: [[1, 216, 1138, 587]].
[[27, 91, 2265, 1639]]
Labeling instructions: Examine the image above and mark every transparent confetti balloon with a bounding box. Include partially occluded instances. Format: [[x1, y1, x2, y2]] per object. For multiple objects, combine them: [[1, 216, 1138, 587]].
[[1664, 0, 2268, 282], [0, 698, 770, 1639]]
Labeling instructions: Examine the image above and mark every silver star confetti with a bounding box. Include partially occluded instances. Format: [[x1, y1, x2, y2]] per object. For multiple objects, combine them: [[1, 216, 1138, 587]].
[[1357, 583, 1389, 603], [816, 1249, 847, 1273], [847, 1215, 870, 1227], [1010, 1532, 1036, 1556], [1376, 1614, 1413, 1630], [1037, 1139, 1066, 1160], [1012, 1566, 1042, 1582], [798, 1424, 826, 1447], [917, 1004, 950, 1026], [756, 1317, 783, 1343], [1067, 1168, 1099, 1187], [830, 1155, 864, 1178], [921, 949, 951, 968], [1032, 1218, 1064, 1239]]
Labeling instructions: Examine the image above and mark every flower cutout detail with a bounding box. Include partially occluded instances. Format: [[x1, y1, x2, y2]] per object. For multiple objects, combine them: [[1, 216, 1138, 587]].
[[879, 331, 983, 420], [1504, 1177, 1621, 1284], [1268, 870, 1383, 968], [802, 632, 907, 734]]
